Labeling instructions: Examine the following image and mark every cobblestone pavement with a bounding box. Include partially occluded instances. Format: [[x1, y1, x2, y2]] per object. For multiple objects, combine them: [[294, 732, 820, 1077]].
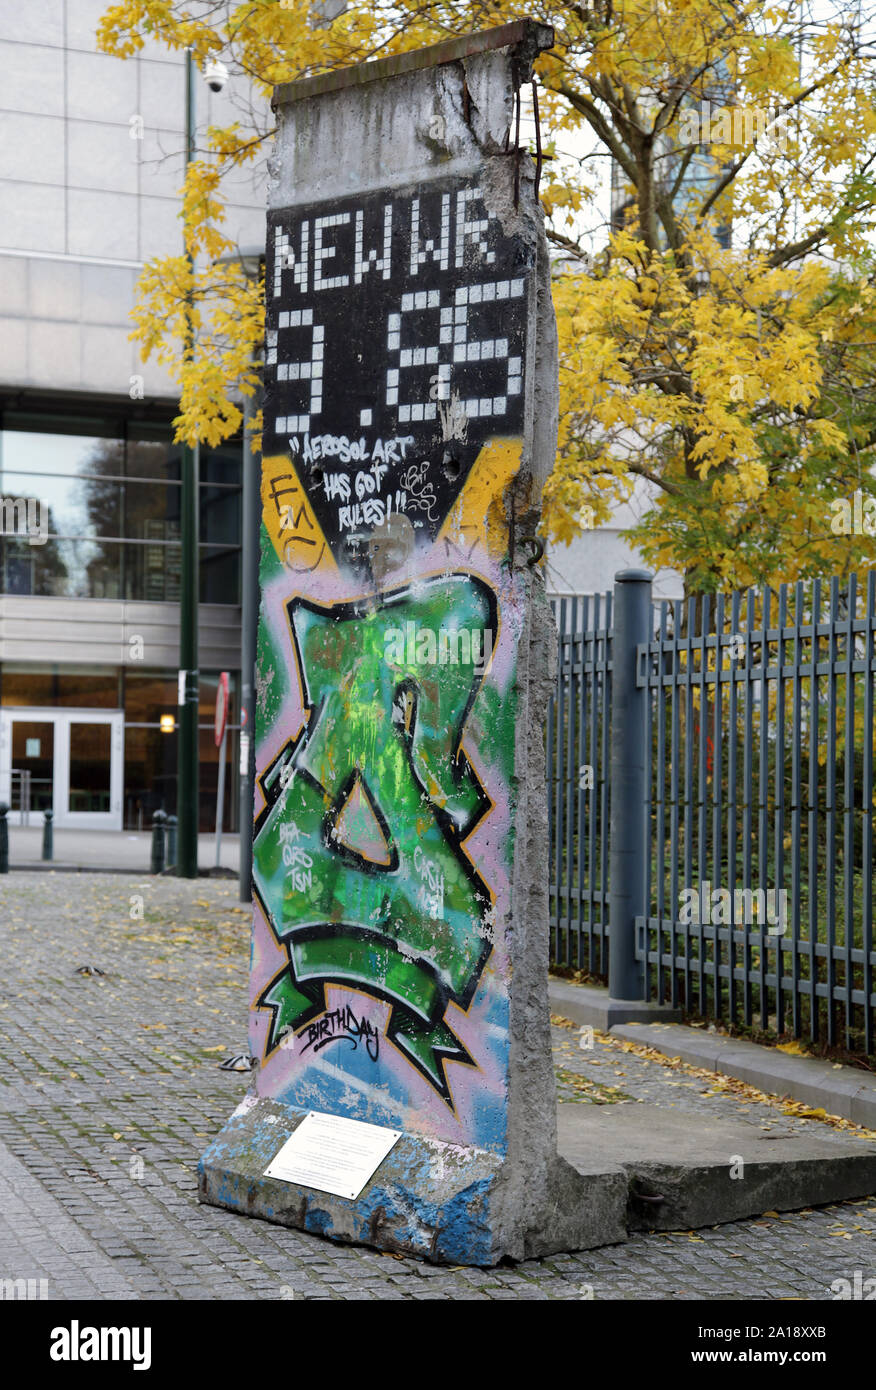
[[0, 872, 874, 1301]]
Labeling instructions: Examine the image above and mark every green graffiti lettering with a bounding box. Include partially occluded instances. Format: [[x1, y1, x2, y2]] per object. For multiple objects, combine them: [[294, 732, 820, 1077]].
[[254, 572, 498, 1103]]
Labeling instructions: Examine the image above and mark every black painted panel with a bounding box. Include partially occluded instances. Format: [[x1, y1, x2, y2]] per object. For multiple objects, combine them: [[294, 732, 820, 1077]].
[[264, 176, 530, 564]]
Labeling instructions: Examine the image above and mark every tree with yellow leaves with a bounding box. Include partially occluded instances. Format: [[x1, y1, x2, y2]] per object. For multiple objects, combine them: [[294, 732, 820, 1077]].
[[99, 1, 876, 595]]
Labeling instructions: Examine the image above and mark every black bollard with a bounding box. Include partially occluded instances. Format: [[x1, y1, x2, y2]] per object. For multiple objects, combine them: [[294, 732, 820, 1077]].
[[42, 809, 53, 862], [0, 803, 8, 874], [151, 809, 166, 874], [165, 814, 177, 870]]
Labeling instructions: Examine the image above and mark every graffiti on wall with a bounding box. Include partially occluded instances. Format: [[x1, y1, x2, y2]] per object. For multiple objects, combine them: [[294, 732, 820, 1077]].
[[254, 572, 497, 1101], [253, 175, 530, 1147]]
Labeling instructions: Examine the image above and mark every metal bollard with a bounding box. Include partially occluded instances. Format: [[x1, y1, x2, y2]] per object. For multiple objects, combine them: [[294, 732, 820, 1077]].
[[0, 804, 8, 874], [165, 814, 177, 870], [42, 809, 53, 862], [151, 809, 167, 874]]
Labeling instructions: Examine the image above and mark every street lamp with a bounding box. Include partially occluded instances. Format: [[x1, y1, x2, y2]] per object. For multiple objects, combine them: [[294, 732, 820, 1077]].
[[177, 49, 237, 880], [176, 48, 201, 880], [214, 245, 264, 903]]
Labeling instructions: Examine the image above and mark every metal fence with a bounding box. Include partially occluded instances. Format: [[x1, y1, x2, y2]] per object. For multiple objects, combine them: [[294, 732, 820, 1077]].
[[548, 572, 876, 1055], [547, 594, 612, 977]]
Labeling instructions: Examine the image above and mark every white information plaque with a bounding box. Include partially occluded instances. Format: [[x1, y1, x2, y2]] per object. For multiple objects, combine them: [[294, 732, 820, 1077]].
[[263, 1111, 402, 1200]]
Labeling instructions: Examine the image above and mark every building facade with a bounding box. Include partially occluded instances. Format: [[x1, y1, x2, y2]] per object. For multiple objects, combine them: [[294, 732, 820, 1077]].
[[545, 478, 684, 613], [0, 0, 265, 831]]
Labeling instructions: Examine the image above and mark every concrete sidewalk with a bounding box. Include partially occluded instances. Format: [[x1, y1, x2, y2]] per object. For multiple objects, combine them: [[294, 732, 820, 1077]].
[[549, 977, 876, 1131], [6, 827, 240, 875], [551, 1013, 876, 1235]]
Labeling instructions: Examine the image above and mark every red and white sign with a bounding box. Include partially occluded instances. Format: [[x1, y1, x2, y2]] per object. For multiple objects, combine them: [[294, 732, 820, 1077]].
[[214, 671, 230, 748]]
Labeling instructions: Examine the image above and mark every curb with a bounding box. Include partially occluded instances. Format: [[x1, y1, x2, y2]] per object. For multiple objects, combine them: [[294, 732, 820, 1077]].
[[548, 977, 682, 1029], [5, 865, 237, 878], [7, 864, 145, 875]]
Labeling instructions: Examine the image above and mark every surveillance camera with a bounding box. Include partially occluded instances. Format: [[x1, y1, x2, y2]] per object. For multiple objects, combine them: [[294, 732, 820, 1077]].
[[203, 60, 229, 94]]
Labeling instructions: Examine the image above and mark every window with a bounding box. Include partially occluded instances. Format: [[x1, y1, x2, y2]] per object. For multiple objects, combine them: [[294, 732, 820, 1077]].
[[121, 668, 239, 832], [0, 665, 122, 708], [0, 419, 242, 603]]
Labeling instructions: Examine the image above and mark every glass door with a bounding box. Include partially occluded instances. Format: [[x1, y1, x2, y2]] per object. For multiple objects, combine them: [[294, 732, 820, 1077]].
[[0, 717, 55, 825], [0, 709, 124, 830], [56, 712, 124, 830]]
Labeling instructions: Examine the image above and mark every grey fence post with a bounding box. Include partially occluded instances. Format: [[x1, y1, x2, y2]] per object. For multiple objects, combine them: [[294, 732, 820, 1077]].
[[151, 809, 167, 874], [608, 569, 652, 1002], [0, 804, 8, 874], [42, 810, 53, 862]]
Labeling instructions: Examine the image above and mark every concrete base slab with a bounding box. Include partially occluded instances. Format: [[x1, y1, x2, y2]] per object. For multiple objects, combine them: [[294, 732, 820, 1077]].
[[198, 1096, 628, 1266], [557, 1103, 876, 1232], [549, 978, 683, 1030], [200, 1092, 876, 1262]]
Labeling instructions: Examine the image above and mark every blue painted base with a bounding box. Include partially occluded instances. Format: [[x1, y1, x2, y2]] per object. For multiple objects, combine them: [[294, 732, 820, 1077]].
[[198, 1095, 624, 1266], [199, 1095, 505, 1265]]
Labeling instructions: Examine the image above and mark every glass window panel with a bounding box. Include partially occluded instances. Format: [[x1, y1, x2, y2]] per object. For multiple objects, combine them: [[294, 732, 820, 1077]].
[[120, 718, 240, 831], [0, 429, 124, 478], [124, 671, 179, 725], [127, 421, 173, 443], [78, 476, 122, 537], [1, 668, 55, 706], [0, 538, 37, 595], [0, 666, 121, 708], [124, 539, 181, 602], [68, 722, 111, 813], [0, 536, 77, 596], [123, 480, 182, 540], [10, 718, 54, 814], [55, 670, 121, 708], [125, 434, 182, 481], [199, 545, 239, 604], [0, 537, 127, 599], [2, 533, 238, 601], [0, 472, 120, 538], [0, 491, 47, 543], [199, 671, 217, 724], [123, 724, 177, 828], [199, 483, 240, 545], [79, 539, 123, 598], [201, 442, 241, 485]]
